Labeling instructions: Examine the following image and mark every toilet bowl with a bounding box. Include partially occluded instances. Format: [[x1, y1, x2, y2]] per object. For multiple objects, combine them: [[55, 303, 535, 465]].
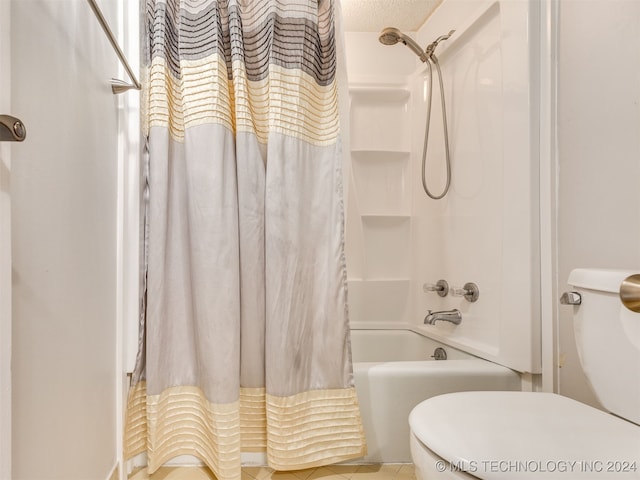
[[410, 391, 640, 479], [409, 269, 640, 479]]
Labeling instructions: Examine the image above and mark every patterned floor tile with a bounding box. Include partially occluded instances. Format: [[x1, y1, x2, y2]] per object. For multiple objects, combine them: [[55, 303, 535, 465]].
[[268, 472, 300, 480], [290, 468, 317, 479], [243, 467, 274, 480], [305, 467, 349, 479], [323, 465, 360, 477]]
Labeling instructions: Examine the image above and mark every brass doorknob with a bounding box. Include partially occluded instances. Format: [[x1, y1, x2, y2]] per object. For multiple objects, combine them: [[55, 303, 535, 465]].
[[620, 274, 640, 313]]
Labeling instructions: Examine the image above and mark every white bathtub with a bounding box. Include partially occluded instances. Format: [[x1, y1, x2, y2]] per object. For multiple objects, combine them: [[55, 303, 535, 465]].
[[350, 329, 521, 463]]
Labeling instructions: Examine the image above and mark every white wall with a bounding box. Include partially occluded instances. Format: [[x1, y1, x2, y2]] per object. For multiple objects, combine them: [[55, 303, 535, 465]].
[[556, 1, 640, 408], [10, 1, 121, 478], [0, 2, 13, 477]]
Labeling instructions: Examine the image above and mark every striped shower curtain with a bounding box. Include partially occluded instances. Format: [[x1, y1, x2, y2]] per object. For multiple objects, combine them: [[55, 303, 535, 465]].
[[124, 1, 366, 478]]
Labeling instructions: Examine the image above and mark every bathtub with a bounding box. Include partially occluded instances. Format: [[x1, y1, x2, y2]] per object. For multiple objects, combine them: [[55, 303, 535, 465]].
[[349, 329, 521, 463]]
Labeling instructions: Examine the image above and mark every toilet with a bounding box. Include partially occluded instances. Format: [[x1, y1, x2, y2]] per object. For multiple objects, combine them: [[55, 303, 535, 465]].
[[409, 268, 640, 479]]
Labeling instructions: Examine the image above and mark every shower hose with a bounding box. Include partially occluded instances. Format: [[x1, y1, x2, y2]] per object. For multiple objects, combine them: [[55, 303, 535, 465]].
[[421, 53, 452, 200]]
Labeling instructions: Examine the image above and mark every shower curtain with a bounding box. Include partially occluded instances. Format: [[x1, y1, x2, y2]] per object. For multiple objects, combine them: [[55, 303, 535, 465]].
[[124, 1, 366, 478]]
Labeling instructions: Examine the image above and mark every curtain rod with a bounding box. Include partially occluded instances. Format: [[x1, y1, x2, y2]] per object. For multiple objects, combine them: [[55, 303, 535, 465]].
[[86, 0, 141, 94]]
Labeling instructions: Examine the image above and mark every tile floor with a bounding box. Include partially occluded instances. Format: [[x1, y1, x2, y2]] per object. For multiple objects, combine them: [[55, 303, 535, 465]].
[[130, 464, 416, 480]]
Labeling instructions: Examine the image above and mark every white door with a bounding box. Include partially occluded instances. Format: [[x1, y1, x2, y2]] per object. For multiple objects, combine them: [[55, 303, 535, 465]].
[[0, 1, 15, 477]]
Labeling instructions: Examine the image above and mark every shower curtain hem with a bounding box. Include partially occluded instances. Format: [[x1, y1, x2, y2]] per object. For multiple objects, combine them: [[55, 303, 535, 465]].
[[125, 383, 367, 474]]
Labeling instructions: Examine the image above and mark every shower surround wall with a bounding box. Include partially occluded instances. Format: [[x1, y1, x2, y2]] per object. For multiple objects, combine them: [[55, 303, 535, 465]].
[[344, 34, 416, 329], [411, 0, 540, 374], [345, 0, 541, 376]]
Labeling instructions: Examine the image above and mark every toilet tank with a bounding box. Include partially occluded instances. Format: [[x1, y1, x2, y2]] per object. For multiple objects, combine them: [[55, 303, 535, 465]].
[[568, 268, 640, 425]]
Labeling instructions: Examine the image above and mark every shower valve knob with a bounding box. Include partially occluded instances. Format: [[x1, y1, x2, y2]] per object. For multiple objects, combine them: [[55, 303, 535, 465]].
[[451, 282, 480, 302], [423, 279, 449, 297]]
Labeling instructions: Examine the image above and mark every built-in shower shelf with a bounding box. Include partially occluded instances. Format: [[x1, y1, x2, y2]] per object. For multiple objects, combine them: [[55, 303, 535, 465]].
[[361, 215, 410, 224], [347, 77, 413, 324], [349, 85, 410, 102], [348, 278, 410, 284], [361, 214, 410, 219], [351, 149, 410, 159]]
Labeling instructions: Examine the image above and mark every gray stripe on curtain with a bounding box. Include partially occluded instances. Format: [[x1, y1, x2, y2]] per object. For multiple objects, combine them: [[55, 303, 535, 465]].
[[146, 1, 336, 84]]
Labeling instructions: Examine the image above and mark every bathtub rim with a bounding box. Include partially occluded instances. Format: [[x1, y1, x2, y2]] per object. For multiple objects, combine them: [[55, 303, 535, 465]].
[[349, 321, 523, 373]]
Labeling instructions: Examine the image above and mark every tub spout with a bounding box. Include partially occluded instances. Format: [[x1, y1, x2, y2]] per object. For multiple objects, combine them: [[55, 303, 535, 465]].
[[424, 309, 462, 325]]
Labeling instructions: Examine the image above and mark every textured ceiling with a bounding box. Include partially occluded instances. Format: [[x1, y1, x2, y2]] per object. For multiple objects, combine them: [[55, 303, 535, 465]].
[[341, 0, 443, 32]]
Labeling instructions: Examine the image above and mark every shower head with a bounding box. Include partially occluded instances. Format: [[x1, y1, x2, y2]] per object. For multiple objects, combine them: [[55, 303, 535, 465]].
[[378, 27, 428, 63], [378, 27, 402, 45]]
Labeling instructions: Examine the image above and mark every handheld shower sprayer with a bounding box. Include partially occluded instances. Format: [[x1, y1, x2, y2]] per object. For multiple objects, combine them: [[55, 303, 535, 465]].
[[378, 28, 456, 200], [378, 27, 429, 63], [378, 28, 455, 62]]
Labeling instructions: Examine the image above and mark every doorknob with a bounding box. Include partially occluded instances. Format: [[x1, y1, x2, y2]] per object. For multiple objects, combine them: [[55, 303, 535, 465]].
[[0, 115, 26, 142]]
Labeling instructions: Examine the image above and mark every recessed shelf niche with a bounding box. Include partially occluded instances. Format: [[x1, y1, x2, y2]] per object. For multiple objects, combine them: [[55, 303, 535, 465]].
[[346, 84, 413, 326], [351, 150, 410, 216], [349, 87, 411, 152]]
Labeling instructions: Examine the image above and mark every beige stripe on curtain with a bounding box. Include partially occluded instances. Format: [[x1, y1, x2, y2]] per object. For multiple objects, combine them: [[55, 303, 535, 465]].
[[124, 1, 366, 479]]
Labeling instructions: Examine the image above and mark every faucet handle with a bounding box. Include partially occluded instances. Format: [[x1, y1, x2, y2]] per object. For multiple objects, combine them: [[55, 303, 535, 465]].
[[451, 282, 480, 302], [423, 279, 449, 297]]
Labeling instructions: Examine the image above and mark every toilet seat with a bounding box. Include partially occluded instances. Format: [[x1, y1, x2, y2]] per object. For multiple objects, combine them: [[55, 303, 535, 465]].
[[410, 391, 640, 479]]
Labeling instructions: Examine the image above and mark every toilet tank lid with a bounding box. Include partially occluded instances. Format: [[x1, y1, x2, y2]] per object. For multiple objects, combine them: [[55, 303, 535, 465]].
[[568, 268, 639, 293]]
